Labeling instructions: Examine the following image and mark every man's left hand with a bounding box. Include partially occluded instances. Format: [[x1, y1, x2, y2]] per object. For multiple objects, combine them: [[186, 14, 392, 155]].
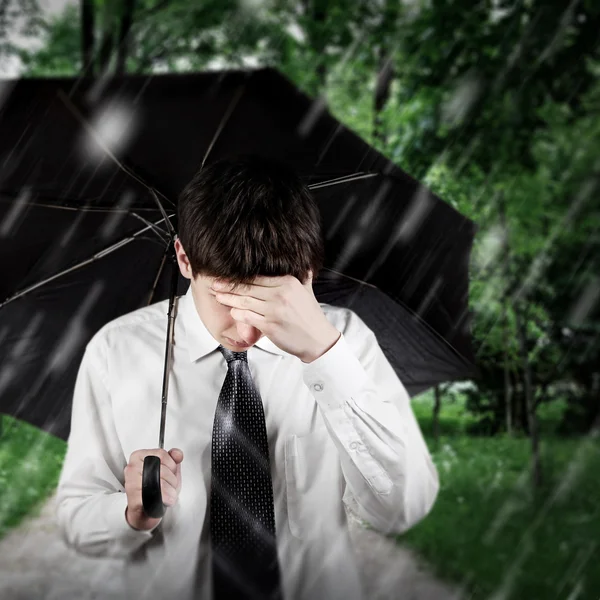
[[211, 271, 341, 363]]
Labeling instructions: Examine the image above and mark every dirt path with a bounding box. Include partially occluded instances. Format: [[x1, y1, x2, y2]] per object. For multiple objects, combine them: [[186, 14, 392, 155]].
[[0, 492, 466, 600]]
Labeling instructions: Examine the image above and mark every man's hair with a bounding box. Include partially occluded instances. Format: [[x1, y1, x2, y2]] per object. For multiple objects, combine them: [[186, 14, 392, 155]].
[[176, 153, 325, 288]]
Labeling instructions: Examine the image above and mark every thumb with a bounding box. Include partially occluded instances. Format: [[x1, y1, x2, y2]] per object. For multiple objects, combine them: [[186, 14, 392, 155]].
[[169, 448, 184, 463]]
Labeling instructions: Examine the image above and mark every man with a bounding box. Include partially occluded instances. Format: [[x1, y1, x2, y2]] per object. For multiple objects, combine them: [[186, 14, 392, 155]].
[[55, 154, 439, 600]]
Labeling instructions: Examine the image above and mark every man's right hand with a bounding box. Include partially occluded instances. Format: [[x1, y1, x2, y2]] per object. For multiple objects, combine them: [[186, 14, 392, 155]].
[[124, 447, 184, 531]]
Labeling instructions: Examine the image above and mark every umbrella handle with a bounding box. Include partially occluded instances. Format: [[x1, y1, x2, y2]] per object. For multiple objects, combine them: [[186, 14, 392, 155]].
[[142, 455, 166, 518], [141, 241, 179, 520]]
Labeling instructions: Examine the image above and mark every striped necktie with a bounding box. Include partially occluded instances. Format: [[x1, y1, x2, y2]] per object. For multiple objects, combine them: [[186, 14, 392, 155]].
[[210, 345, 283, 599]]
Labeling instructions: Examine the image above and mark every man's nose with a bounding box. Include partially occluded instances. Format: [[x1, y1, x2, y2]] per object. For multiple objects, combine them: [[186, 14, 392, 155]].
[[236, 323, 263, 344]]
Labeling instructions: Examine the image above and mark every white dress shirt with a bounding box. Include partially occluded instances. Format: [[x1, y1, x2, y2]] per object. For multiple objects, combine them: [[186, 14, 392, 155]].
[[55, 283, 439, 600]]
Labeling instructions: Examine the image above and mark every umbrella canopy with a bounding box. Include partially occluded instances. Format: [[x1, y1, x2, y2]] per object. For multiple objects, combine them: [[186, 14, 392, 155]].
[[0, 67, 479, 442]]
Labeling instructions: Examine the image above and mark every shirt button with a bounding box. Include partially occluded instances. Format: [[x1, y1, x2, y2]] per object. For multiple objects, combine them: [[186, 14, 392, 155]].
[[349, 441, 358, 450], [313, 383, 323, 392]]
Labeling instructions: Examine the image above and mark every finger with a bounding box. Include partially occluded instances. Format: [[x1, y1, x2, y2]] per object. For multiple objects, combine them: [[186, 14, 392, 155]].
[[137, 448, 177, 473], [133, 448, 175, 467], [168, 448, 184, 464], [230, 310, 268, 334], [209, 285, 271, 302], [245, 275, 283, 288], [215, 292, 267, 317], [161, 483, 178, 505], [213, 277, 280, 293], [160, 466, 178, 489], [175, 462, 182, 491], [130, 462, 178, 488]]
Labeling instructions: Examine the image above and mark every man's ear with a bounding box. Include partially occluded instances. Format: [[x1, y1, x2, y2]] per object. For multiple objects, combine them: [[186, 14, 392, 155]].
[[174, 237, 193, 280]]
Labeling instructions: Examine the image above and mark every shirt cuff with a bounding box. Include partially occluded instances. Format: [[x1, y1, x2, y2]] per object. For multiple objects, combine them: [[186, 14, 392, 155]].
[[301, 332, 369, 409], [103, 491, 161, 553], [301, 332, 394, 495]]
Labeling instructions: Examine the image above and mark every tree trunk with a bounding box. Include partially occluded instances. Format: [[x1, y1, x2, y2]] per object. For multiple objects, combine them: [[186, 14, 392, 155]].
[[81, 0, 95, 76], [509, 368, 520, 432], [498, 193, 513, 435], [515, 300, 543, 488], [373, 50, 394, 147], [98, 31, 114, 73], [432, 384, 441, 443], [591, 372, 600, 434], [511, 370, 522, 433], [373, 0, 398, 148], [97, 0, 118, 74], [116, 0, 135, 75], [301, 0, 328, 100], [502, 298, 513, 435]]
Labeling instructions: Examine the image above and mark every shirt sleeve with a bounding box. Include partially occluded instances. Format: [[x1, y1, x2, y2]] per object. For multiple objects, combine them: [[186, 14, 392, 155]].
[[55, 333, 161, 558], [301, 309, 440, 535]]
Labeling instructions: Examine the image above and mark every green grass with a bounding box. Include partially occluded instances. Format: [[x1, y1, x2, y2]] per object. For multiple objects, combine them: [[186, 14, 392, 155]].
[[0, 415, 66, 538], [411, 390, 479, 436], [402, 392, 600, 600], [1, 394, 599, 600]]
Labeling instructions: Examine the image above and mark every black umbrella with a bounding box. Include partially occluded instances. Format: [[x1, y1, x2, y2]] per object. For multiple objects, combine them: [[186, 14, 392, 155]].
[[0, 67, 479, 518]]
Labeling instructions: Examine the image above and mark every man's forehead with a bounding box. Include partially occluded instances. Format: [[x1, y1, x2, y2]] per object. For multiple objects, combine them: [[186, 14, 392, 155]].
[[203, 275, 243, 287]]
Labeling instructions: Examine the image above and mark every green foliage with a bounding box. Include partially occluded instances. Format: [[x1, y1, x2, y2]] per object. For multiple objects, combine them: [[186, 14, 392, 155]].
[[412, 390, 480, 437], [404, 393, 600, 600], [0, 415, 66, 538], [404, 431, 600, 600], [0, 0, 44, 70], [17, 4, 80, 76], [3, 0, 600, 432], [2, 394, 597, 600], [1, 3, 599, 597]]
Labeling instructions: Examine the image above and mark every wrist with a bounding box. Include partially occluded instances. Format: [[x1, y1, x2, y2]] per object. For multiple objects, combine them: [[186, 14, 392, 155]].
[[126, 506, 160, 531], [301, 328, 341, 363], [125, 506, 141, 530]]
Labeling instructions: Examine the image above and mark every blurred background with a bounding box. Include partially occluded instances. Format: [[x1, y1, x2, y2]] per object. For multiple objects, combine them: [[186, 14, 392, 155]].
[[0, 1, 599, 599]]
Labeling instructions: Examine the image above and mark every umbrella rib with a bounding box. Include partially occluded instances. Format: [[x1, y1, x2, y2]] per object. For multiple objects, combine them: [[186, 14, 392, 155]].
[[56, 89, 176, 212], [129, 211, 172, 244], [308, 172, 379, 190], [0, 198, 162, 212], [0, 192, 171, 244], [0, 215, 173, 309], [321, 267, 379, 290], [201, 83, 247, 169], [147, 245, 170, 306], [148, 188, 176, 239], [320, 267, 476, 370]]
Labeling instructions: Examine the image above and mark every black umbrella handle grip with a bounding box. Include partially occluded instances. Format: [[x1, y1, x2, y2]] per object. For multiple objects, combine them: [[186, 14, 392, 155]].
[[142, 455, 167, 519]]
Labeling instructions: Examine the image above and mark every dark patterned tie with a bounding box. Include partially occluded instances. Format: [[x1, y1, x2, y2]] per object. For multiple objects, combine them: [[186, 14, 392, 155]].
[[210, 345, 283, 600]]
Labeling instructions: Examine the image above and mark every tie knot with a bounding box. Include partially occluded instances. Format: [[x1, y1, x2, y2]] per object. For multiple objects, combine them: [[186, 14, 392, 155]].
[[218, 344, 248, 364]]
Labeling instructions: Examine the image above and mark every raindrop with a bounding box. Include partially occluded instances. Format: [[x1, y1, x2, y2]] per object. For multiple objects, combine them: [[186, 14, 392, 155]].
[[285, 22, 305, 44], [47, 280, 105, 375], [441, 72, 483, 128], [474, 224, 505, 271], [392, 185, 433, 245], [0, 188, 32, 239], [297, 97, 329, 138], [99, 190, 135, 241], [326, 193, 359, 241], [79, 100, 139, 164], [0, 79, 16, 112], [566, 276, 600, 327]]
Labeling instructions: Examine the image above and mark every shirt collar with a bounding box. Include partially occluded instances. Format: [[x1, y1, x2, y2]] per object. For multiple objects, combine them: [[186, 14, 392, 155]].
[[178, 283, 289, 362]]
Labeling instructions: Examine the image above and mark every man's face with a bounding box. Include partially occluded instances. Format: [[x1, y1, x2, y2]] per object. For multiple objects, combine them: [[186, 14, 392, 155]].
[[175, 238, 265, 351]]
